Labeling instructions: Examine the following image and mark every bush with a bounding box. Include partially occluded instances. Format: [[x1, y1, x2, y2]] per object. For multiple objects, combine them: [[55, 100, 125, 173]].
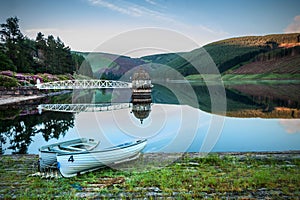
[[0, 70, 14, 77], [0, 75, 19, 87], [56, 74, 72, 80]]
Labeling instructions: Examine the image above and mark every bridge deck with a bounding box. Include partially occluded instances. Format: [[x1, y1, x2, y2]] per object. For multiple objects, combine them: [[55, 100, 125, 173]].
[[38, 103, 132, 113], [36, 80, 132, 90]]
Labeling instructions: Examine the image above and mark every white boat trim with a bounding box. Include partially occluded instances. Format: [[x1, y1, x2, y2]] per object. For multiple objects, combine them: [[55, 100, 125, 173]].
[[38, 138, 99, 170], [57, 139, 147, 177]]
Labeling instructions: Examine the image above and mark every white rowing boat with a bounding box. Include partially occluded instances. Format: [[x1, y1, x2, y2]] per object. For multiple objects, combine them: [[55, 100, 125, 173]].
[[57, 139, 147, 177], [38, 138, 99, 170]]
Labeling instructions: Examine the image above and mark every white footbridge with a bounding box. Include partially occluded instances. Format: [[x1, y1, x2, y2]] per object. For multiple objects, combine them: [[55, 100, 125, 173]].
[[38, 103, 132, 113], [36, 79, 132, 90]]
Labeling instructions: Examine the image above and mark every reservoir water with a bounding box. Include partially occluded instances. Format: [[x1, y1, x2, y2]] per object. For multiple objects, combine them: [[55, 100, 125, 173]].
[[1, 83, 299, 155]]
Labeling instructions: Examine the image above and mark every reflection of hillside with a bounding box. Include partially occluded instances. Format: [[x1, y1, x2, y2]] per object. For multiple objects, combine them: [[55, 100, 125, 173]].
[[224, 84, 300, 118], [152, 84, 259, 113], [152, 83, 300, 118], [226, 107, 300, 118], [227, 84, 300, 109]]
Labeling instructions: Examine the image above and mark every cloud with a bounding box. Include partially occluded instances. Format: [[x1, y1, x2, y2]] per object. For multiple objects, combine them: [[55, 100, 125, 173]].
[[86, 0, 226, 38], [87, 0, 190, 26], [86, 0, 186, 38], [88, 0, 140, 17], [285, 15, 300, 33], [196, 25, 228, 36], [88, 0, 165, 18], [279, 119, 300, 134], [145, 0, 157, 5]]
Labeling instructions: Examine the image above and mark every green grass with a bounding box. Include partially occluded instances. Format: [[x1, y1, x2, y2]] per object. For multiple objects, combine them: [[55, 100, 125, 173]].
[[1, 154, 299, 199], [222, 73, 300, 81], [185, 73, 300, 82], [185, 74, 221, 81]]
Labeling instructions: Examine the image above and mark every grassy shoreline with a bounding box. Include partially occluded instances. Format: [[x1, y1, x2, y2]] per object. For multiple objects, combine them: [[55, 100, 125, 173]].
[[1, 152, 299, 199], [186, 73, 300, 83]]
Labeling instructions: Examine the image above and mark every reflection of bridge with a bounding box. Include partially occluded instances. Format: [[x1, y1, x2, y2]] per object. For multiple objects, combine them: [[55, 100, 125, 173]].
[[38, 103, 132, 113], [36, 80, 132, 90]]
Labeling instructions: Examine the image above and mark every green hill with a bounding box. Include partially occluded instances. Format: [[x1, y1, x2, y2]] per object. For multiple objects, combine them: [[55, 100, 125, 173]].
[[73, 51, 121, 73], [75, 33, 300, 81], [142, 33, 300, 80], [73, 51, 145, 79]]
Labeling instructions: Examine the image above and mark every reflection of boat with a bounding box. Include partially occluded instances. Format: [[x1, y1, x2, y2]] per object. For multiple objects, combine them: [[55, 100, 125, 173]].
[[57, 139, 147, 177], [39, 138, 99, 170]]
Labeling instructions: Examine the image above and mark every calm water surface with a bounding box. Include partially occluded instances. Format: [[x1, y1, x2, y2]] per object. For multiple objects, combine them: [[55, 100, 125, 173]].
[[1, 103, 299, 154], [1, 83, 299, 154]]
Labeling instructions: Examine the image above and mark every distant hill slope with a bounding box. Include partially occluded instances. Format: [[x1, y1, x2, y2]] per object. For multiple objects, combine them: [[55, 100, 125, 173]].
[[75, 33, 300, 80], [142, 33, 300, 79], [231, 52, 300, 74], [74, 51, 144, 79]]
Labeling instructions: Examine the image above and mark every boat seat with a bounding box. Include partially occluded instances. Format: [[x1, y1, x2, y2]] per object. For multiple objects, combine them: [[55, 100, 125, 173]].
[[58, 141, 100, 152], [58, 145, 85, 152]]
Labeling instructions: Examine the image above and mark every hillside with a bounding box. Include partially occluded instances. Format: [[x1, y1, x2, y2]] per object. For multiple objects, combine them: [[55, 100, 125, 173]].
[[75, 51, 145, 79], [142, 33, 300, 80], [226, 46, 300, 75], [75, 33, 300, 81]]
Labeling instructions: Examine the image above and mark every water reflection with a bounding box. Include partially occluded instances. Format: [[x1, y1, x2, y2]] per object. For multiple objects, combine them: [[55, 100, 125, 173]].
[[152, 83, 300, 116], [279, 119, 300, 134], [0, 112, 74, 154], [0, 82, 299, 154], [1, 102, 300, 155], [227, 83, 300, 109]]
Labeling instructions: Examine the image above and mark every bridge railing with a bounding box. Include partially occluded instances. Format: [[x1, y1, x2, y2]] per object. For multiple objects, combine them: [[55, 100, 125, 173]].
[[37, 103, 132, 113], [36, 79, 132, 89]]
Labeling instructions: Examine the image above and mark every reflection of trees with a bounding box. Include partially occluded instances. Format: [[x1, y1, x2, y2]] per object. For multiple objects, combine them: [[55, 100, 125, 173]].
[[0, 112, 74, 154], [0, 108, 20, 120], [0, 133, 5, 155], [38, 112, 74, 141]]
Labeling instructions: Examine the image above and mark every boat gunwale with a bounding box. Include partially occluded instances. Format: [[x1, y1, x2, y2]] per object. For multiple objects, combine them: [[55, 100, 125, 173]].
[[39, 138, 98, 153], [56, 139, 147, 156]]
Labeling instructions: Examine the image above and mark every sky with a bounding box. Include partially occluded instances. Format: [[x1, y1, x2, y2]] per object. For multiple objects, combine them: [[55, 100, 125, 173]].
[[1, 0, 300, 57]]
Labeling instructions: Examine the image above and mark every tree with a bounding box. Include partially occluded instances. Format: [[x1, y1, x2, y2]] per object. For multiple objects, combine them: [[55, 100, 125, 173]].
[[72, 53, 84, 72], [41, 35, 75, 74], [72, 53, 93, 78], [0, 16, 23, 44], [0, 45, 15, 71], [16, 37, 35, 72], [0, 16, 77, 74], [0, 17, 23, 71], [0, 17, 34, 72], [35, 32, 46, 57]]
